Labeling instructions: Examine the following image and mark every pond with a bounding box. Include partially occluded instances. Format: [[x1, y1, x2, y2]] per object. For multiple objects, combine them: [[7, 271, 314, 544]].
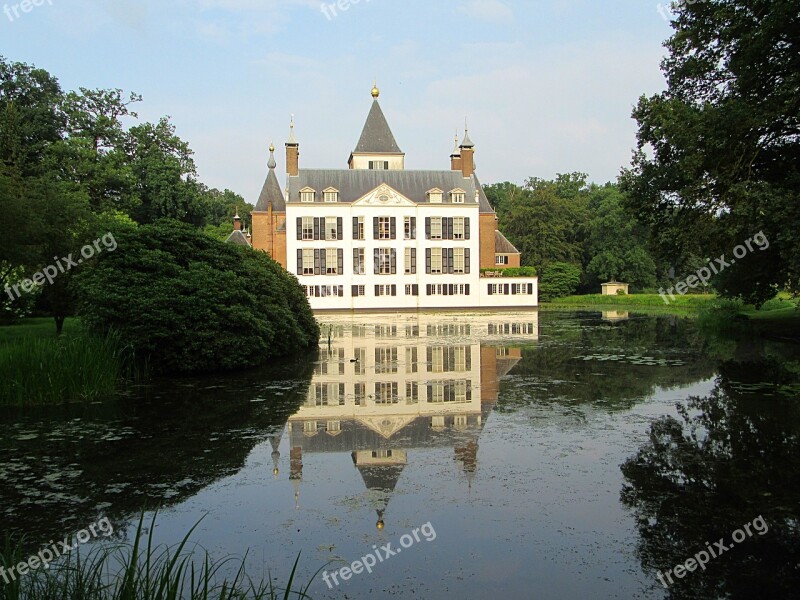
[[1, 311, 798, 599]]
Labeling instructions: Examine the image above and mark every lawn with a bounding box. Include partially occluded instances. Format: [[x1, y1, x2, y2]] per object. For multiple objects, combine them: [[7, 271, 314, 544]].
[[546, 294, 715, 312]]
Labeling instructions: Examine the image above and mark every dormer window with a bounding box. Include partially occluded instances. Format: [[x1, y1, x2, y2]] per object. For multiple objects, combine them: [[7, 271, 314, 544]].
[[323, 188, 339, 203], [427, 188, 443, 204], [300, 187, 316, 203], [450, 189, 466, 204], [369, 161, 389, 170]]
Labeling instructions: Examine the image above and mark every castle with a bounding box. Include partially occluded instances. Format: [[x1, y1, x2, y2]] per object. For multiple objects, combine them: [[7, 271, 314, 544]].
[[248, 85, 537, 311]]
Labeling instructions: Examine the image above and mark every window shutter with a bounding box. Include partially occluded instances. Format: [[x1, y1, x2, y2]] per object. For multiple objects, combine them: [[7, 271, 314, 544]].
[[375, 285, 380, 296], [337, 218, 343, 240], [465, 284, 471, 296], [504, 283, 510, 295], [352, 285, 358, 297], [338, 249, 344, 275], [449, 248, 455, 274], [426, 249, 432, 274], [338, 285, 344, 297], [296, 217, 302, 240], [467, 383, 472, 401], [297, 249, 303, 275], [426, 284, 432, 296], [373, 217, 379, 240], [391, 249, 397, 275], [374, 249, 380, 275], [391, 285, 397, 297], [314, 249, 321, 275], [320, 249, 327, 274], [529, 284, 534, 295], [413, 284, 419, 296], [445, 218, 453, 240], [465, 217, 471, 240], [353, 217, 359, 239], [465, 249, 471, 274], [313, 218, 321, 241], [390, 218, 396, 240], [411, 248, 417, 274], [411, 217, 417, 239], [425, 217, 431, 239], [511, 284, 517, 295]]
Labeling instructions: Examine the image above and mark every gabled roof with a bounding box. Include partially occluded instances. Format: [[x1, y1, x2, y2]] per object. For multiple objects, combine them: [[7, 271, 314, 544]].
[[495, 230, 520, 254], [353, 100, 403, 154], [225, 230, 251, 246], [254, 168, 285, 212]]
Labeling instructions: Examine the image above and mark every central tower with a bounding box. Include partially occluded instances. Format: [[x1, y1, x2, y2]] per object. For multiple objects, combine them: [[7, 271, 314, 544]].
[[348, 83, 406, 171]]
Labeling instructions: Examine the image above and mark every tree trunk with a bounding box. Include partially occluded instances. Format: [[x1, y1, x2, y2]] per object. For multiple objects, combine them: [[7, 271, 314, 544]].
[[55, 315, 65, 336]]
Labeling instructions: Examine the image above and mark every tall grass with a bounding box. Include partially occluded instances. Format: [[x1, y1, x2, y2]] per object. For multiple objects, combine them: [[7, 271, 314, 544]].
[[0, 330, 134, 406], [548, 293, 715, 310], [0, 513, 319, 600]]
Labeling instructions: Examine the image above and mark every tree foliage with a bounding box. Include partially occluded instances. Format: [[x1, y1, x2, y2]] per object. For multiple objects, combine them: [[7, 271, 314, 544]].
[[74, 221, 319, 374], [621, 0, 800, 306]]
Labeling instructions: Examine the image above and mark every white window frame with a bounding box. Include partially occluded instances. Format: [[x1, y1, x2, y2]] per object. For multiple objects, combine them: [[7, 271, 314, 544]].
[[325, 217, 338, 241], [354, 248, 365, 275], [454, 248, 465, 274], [378, 217, 392, 240], [323, 188, 339, 203], [378, 248, 392, 275], [326, 248, 338, 275], [431, 248, 443, 274], [302, 217, 314, 241], [302, 249, 314, 275], [453, 217, 465, 240], [496, 255, 509, 265], [300, 188, 315, 203], [430, 217, 443, 240]]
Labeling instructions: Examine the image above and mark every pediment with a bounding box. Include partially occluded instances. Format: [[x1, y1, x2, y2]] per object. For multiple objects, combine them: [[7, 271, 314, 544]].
[[353, 184, 415, 207]]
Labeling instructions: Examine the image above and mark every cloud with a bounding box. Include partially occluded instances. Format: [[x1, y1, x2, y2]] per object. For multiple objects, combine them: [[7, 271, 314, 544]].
[[458, 0, 514, 23]]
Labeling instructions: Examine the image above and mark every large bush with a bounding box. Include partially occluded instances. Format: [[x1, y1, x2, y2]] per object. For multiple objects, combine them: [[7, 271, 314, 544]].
[[73, 220, 319, 374], [539, 262, 582, 301]]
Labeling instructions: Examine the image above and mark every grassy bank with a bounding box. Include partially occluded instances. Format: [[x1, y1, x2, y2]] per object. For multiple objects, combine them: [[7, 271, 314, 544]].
[[0, 318, 134, 406], [0, 514, 317, 600], [546, 294, 715, 311]]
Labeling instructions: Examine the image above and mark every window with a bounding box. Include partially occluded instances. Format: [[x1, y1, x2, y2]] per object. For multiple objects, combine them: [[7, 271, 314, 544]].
[[428, 189, 443, 204], [369, 160, 389, 170], [375, 348, 398, 375], [300, 189, 315, 203], [301, 217, 314, 241], [406, 381, 419, 403], [305, 285, 345, 297], [353, 217, 365, 240], [378, 217, 392, 240], [375, 285, 397, 297], [430, 383, 445, 403], [375, 382, 399, 404], [326, 248, 338, 275], [302, 249, 314, 275], [404, 217, 416, 240], [455, 346, 467, 372], [404, 248, 417, 275], [431, 347, 444, 373], [455, 380, 468, 402], [354, 382, 366, 405], [454, 248, 465, 274], [450, 190, 465, 203], [352, 284, 366, 297], [375, 248, 396, 275], [453, 217, 465, 240], [405, 284, 419, 296], [406, 347, 418, 374], [431, 248, 443, 274], [496, 255, 510, 265], [430, 217, 443, 240], [326, 217, 338, 241], [324, 189, 338, 203], [353, 248, 365, 275], [426, 283, 471, 296]]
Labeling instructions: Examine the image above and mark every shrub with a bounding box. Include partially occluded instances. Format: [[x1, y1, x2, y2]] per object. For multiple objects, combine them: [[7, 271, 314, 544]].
[[481, 266, 538, 277], [73, 220, 320, 374], [539, 262, 582, 301]]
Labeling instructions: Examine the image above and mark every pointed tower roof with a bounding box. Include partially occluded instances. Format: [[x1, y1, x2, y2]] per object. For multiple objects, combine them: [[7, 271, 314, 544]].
[[461, 122, 475, 149], [451, 130, 461, 157], [353, 92, 403, 154], [254, 143, 286, 212]]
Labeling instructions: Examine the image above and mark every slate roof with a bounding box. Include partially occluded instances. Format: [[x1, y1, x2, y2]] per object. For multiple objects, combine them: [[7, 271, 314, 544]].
[[353, 100, 403, 154], [225, 230, 251, 246], [495, 230, 520, 254], [287, 169, 495, 213], [254, 168, 285, 212]]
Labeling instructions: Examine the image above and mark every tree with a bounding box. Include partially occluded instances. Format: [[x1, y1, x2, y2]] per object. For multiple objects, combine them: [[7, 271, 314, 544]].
[[622, 0, 800, 306], [539, 262, 582, 301], [584, 184, 657, 290], [73, 220, 320, 374]]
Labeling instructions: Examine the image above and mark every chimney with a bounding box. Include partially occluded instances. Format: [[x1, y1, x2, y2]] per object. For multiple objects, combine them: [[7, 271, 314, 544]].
[[460, 125, 475, 178], [286, 115, 299, 177]]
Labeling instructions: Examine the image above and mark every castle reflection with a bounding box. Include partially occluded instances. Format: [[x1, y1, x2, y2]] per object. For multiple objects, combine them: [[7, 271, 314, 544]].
[[272, 312, 539, 528]]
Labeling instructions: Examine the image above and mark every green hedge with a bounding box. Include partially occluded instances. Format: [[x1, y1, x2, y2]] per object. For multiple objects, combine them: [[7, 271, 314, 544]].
[[480, 266, 538, 277]]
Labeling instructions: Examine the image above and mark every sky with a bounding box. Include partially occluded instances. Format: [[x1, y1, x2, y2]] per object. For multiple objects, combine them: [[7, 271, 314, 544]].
[[2, 0, 677, 201]]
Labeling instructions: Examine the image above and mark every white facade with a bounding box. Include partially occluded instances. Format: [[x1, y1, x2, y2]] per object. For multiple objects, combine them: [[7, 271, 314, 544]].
[[286, 186, 537, 311]]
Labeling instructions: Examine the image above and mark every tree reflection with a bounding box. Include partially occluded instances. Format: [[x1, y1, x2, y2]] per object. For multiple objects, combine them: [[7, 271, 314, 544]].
[[621, 360, 800, 598]]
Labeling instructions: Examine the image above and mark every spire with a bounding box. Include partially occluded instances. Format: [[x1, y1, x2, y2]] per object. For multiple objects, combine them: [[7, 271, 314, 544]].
[[461, 118, 474, 149], [287, 115, 297, 145], [267, 143, 276, 170], [451, 130, 461, 157], [353, 97, 403, 154]]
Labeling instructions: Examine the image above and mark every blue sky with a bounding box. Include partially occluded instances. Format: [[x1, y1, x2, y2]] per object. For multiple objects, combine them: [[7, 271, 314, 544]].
[[2, 0, 675, 201]]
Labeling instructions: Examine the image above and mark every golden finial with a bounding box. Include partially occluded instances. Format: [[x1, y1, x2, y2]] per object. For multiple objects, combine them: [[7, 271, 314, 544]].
[[371, 80, 380, 99], [269, 142, 275, 152], [376, 519, 385, 531]]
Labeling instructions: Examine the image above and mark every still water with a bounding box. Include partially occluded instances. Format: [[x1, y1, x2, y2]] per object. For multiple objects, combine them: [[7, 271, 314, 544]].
[[2, 311, 798, 599]]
